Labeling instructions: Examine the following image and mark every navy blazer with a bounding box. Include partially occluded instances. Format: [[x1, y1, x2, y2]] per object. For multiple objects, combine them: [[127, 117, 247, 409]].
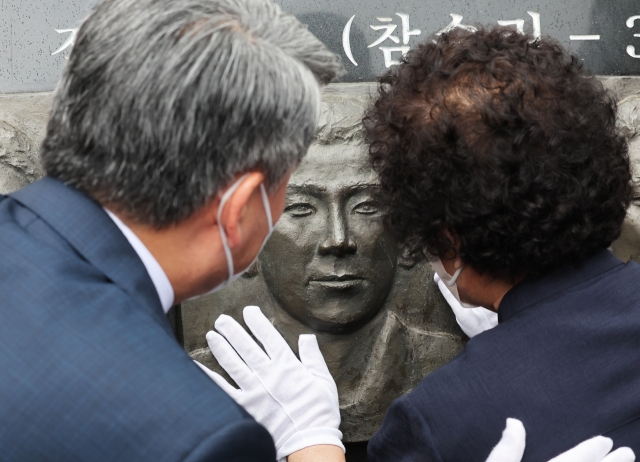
[[0, 177, 275, 461], [369, 249, 640, 461]]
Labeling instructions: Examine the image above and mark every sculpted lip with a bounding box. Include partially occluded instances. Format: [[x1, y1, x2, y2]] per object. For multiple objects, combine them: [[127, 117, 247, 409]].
[[309, 274, 364, 289]]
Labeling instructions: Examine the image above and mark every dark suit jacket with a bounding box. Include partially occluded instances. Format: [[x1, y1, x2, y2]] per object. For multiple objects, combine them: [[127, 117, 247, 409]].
[[369, 250, 640, 461], [0, 177, 275, 461]]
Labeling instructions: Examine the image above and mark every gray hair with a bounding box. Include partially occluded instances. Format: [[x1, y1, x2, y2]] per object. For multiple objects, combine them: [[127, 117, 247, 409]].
[[41, 0, 341, 226]]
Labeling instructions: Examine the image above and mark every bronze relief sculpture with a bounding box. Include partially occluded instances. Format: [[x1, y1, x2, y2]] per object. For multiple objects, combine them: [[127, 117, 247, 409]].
[[181, 85, 466, 441]]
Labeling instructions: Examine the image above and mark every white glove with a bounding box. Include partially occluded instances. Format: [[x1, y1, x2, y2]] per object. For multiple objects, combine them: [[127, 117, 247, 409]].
[[195, 305, 344, 461], [486, 418, 635, 462], [547, 438, 635, 462], [485, 418, 526, 462], [434, 273, 498, 337]]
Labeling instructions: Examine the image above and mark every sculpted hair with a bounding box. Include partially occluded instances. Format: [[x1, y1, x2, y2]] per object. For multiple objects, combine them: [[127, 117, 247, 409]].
[[364, 27, 631, 280], [41, 0, 341, 227]]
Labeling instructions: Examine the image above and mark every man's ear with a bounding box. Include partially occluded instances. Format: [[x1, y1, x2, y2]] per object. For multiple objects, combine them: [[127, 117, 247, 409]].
[[218, 172, 265, 249]]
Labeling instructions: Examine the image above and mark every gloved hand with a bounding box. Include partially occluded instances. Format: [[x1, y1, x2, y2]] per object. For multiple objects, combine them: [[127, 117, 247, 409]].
[[485, 418, 635, 462], [434, 273, 498, 337], [195, 305, 344, 462]]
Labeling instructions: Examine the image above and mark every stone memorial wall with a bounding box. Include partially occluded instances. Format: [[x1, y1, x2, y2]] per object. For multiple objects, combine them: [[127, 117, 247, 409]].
[[1, 0, 639, 93]]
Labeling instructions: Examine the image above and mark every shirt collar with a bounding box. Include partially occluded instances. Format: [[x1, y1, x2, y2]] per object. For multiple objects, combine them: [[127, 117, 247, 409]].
[[104, 209, 175, 313], [498, 249, 624, 324]]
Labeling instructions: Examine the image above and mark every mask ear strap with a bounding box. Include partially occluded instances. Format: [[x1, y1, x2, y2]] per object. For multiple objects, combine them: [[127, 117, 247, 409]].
[[447, 265, 464, 286], [217, 173, 250, 281], [259, 184, 273, 231]]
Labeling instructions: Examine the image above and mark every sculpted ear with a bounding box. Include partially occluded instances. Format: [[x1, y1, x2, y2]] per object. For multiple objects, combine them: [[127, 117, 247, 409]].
[[242, 259, 260, 278], [397, 245, 423, 269]]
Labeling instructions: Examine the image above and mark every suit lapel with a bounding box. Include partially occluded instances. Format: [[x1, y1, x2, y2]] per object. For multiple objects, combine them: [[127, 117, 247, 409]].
[[10, 177, 172, 335]]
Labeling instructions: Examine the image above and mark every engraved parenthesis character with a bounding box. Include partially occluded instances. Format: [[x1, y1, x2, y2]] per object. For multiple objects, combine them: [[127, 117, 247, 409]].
[[627, 15, 640, 58], [52, 28, 79, 57], [342, 15, 358, 67]]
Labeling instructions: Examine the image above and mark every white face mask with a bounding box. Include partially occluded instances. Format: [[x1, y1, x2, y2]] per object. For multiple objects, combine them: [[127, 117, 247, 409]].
[[191, 174, 274, 299], [430, 258, 477, 309]]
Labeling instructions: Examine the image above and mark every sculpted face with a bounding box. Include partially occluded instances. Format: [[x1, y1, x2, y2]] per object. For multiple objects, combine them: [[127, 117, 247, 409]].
[[259, 144, 399, 333]]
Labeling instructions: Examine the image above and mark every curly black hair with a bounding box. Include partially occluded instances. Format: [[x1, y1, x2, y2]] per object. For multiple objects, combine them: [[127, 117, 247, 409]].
[[363, 26, 631, 280]]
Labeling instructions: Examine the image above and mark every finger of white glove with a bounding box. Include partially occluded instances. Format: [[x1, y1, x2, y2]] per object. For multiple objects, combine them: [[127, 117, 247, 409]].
[[215, 314, 270, 370], [601, 448, 635, 462], [298, 334, 336, 388], [485, 418, 526, 462], [243, 306, 294, 361], [548, 436, 613, 462], [206, 330, 257, 389], [193, 360, 240, 398]]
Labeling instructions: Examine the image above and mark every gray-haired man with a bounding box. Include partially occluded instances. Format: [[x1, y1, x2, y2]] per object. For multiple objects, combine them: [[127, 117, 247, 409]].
[[0, 0, 342, 459]]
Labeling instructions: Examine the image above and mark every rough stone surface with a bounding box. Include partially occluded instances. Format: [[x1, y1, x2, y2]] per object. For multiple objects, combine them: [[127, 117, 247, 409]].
[[313, 84, 374, 145], [611, 92, 640, 263], [0, 92, 49, 193], [2, 78, 640, 443], [600, 76, 640, 101]]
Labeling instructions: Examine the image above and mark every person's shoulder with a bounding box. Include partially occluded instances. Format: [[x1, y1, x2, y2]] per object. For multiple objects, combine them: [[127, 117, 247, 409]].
[[368, 393, 444, 462], [542, 254, 640, 321], [0, 192, 80, 267], [120, 347, 274, 460], [0, 277, 267, 459], [391, 333, 518, 458], [406, 342, 487, 407], [180, 417, 275, 462], [609, 258, 640, 293]]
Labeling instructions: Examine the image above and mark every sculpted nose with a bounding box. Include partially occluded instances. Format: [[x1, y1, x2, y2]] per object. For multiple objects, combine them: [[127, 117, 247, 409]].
[[318, 207, 357, 256]]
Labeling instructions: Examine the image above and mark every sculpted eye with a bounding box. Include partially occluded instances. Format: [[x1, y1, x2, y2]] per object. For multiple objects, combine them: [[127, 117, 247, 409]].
[[285, 203, 315, 217], [353, 201, 379, 215]]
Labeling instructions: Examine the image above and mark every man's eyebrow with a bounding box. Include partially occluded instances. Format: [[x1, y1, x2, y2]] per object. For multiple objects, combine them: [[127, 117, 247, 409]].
[[287, 182, 379, 197]]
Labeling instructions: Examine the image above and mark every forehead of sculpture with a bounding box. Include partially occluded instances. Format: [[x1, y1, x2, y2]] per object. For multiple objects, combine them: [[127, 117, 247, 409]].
[[290, 144, 378, 193]]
